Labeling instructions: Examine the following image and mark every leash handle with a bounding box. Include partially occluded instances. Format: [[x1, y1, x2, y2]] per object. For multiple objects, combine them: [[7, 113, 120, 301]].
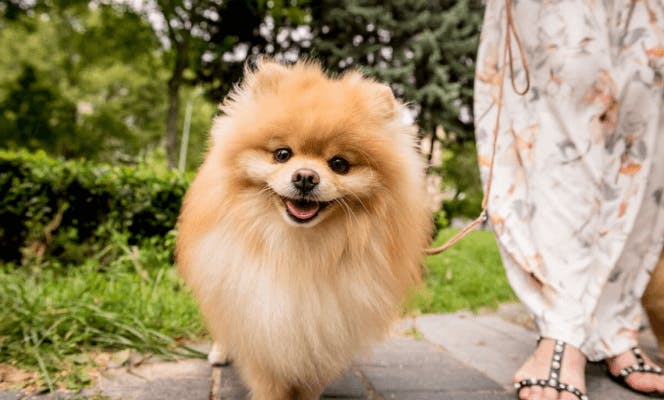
[[425, 0, 529, 255]]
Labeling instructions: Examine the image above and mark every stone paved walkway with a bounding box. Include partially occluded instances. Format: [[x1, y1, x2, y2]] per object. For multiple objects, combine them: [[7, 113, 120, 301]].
[[2, 304, 661, 399]]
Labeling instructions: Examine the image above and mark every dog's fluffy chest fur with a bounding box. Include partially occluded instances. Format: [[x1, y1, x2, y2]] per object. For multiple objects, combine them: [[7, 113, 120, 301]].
[[188, 223, 395, 381]]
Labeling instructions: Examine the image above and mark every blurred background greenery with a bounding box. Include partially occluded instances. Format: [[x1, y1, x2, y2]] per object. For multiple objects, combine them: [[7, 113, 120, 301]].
[[0, 0, 484, 218], [0, 1, 512, 393]]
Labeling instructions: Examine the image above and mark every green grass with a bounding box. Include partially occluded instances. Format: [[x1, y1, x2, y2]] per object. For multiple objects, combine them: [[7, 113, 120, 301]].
[[410, 228, 516, 313], [0, 241, 205, 392]]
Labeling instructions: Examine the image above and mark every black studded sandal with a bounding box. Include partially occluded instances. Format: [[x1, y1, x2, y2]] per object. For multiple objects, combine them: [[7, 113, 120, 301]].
[[514, 339, 589, 400], [607, 347, 664, 398]]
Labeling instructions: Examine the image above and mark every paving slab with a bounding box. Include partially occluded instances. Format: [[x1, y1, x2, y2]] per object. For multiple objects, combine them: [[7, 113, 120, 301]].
[[0, 390, 92, 400], [0, 390, 96, 399], [356, 337, 504, 396], [320, 369, 369, 399], [214, 336, 511, 399], [214, 366, 370, 399], [215, 364, 248, 400], [381, 392, 514, 400], [98, 358, 211, 400], [416, 304, 663, 399], [415, 310, 538, 387]]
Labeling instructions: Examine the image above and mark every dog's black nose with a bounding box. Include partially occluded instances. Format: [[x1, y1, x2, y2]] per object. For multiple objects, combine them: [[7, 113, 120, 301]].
[[292, 168, 320, 193]]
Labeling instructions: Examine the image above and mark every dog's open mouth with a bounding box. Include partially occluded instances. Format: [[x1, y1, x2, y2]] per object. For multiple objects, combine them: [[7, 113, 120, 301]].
[[282, 197, 330, 223]]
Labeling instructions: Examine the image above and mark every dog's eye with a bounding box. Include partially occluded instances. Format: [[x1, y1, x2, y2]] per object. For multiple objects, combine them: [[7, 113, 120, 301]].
[[274, 148, 292, 163], [328, 156, 350, 174]]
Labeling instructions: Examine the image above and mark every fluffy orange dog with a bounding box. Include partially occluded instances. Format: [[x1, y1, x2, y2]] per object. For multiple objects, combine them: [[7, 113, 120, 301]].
[[176, 60, 432, 399]]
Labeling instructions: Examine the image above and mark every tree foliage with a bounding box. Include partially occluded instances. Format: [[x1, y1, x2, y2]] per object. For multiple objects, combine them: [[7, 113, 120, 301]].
[[0, 66, 78, 156], [0, 0, 486, 217], [308, 0, 484, 143], [0, 1, 169, 161], [138, 0, 309, 166], [0, 0, 311, 167], [0, 0, 484, 156]]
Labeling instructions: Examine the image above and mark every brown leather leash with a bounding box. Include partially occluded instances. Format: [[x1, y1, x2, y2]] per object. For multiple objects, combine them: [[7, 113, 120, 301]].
[[426, 0, 530, 255]]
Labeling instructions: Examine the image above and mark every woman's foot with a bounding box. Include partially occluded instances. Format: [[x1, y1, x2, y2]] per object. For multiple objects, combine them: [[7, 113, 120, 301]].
[[514, 338, 587, 400], [606, 347, 664, 394]]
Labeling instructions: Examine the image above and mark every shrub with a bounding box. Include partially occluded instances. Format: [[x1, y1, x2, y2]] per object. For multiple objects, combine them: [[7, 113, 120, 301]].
[[438, 141, 483, 221], [0, 150, 189, 265]]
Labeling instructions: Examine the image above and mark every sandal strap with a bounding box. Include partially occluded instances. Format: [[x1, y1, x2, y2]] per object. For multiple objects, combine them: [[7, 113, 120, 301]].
[[633, 347, 646, 367], [549, 340, 565, 383], [514, 340, 589, 400], [617, 348, 663, 378], [515, 379, 589, 400]]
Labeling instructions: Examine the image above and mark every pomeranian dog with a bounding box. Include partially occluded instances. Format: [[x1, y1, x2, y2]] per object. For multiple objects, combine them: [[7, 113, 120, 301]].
[[176, 59, 432, 399], [644, 251, 664, 357]]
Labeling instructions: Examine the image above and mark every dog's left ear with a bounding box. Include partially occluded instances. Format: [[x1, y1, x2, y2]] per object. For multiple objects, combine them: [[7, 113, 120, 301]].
[[344, 71, 398, 120], [370, 83, 398, 120]]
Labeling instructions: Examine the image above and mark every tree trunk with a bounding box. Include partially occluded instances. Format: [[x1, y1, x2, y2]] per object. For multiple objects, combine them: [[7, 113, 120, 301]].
[[427, 131, 436, 163], [165, 77, 181, 169]]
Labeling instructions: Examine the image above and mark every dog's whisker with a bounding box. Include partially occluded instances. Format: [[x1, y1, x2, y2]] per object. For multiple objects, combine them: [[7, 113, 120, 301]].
[[341, 202, 356, 231], [337, 197, 360, 229], [332, 198, 348, 225], [344, 190, 371, 216], [334, 198, 353, 228], [345, 199, 362, 227], [257, 185, 274, 197]]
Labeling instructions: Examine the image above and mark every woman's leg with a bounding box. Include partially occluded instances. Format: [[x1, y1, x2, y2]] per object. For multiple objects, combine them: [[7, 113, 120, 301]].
[[585, 0, 664, 393], [582, 1, 664, 383], [475, 0, 612, 351], [474, 0, 664, 398]]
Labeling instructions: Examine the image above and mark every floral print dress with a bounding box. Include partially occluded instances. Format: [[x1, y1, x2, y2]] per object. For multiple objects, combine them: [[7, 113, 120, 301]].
[[474, 0, 664, 361]]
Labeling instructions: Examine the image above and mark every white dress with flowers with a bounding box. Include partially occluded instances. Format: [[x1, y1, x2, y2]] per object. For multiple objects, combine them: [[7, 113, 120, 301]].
[[474, 0, 664, 361]]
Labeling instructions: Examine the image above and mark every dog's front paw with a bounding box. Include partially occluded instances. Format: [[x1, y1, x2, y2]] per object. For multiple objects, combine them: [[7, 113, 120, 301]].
[[208, 342, 231, 366]]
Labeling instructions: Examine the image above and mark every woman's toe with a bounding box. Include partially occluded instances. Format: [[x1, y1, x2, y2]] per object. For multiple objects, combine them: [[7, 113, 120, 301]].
[[541, 387, 558, 400], [625, 373, 662, 393], [560, 391, 581, 400], [528, 385, 544, 399], [518, 386, 531, 399]]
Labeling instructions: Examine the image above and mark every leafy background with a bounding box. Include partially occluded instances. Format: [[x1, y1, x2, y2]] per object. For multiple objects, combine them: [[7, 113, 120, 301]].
[[0, 0, 508, 393], [0, 0, 484, 215]]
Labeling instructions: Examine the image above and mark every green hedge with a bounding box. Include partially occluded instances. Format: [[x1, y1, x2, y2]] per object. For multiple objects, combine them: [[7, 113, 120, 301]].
[[0, 150, 189, 264]]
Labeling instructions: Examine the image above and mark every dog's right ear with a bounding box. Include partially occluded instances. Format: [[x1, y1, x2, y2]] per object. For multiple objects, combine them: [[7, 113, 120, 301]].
[[343, 71, 398, 120], [209, 115, 234, 145], [369, 82, 398, 120], [243, 58, 289, 94]]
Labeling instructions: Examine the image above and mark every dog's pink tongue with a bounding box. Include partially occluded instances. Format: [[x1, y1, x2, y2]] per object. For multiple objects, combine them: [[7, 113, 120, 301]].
[[286, 199, 320, 220]]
